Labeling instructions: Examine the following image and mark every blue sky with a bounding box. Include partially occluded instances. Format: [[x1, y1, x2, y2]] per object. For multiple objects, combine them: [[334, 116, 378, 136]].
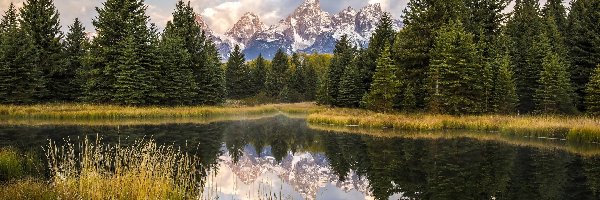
[[0, 0, 569, 34]]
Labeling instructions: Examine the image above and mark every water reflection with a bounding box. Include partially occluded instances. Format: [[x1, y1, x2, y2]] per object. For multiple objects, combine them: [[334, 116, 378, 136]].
[[1, 115, 600, 200]]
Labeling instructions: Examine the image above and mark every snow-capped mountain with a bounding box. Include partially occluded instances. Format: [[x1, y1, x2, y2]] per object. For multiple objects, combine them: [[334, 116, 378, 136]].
[[196, 0, 402, 60]]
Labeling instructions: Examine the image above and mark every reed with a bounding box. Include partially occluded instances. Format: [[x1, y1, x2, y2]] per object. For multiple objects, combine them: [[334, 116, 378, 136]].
[[307, 108, 600, 143], [45, 137, 204, 199], [0, 148, 24, 182], [0, 103, 319, 120]]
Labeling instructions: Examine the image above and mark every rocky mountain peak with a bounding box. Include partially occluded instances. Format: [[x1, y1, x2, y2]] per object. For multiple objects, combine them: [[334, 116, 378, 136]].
[[194, 15, 212, 34], [225, 12, 266, 44]]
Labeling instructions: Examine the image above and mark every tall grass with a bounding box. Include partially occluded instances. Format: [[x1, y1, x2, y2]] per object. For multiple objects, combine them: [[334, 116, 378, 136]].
[[0, 103, 318, 120], [45, 137, 203, 199], [0, 148, 24, 182], [308, 108, 600, 143]]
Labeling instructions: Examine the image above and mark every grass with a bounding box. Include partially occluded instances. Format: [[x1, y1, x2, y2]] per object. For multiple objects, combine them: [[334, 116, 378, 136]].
[[44, 136, 203, 199], [307, 108, 600, 143]]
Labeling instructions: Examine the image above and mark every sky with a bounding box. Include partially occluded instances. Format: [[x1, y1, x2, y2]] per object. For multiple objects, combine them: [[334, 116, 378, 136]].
[[0, 0, 569, 34]]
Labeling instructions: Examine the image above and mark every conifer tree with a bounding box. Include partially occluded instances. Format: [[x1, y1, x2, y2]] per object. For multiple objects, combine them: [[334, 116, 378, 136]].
[[62, 18, 87, 101], [426, 20, 483, 115], [112, 35, 156, 106], [542, 0, 567, 35], [362, 45, 399, 112], [251, 54, 267, 95], [402, 82, 417, 112], [265, 49, 289, 98], [158, 33, 197, 106], [506, 0, 545, 113], [225, 45, 251, 99], [327, 35, 355, 106], [303, 59, 319, 101], [338, 63, 364, 108], [585, 65, 600, 116], [0, 4, 43, 104], [535, 52, 576, 114], [197, 41, 226, 105], [490, 55, 519, 114], [567, 0, 600, 111], [362, 13, 396, 92], [19, 0, 63, 101], [289, 53, 306, 101]]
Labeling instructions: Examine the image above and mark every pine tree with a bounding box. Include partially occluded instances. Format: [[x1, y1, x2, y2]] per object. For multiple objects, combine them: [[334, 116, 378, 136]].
[[197, 40, 226, 105], [585, 65, 600, 116], [490, 55, 519, 114], [535, 52, 576, 114], [542, 0, 567, 35], [19, 0, 63, 102], [362, 45, 399, 112], [158, 33, 197, 106], [289, 53, 306, 101], [251, 54, 267, 95], [225, 45, 251, 99], [426, 20, 483, 115], [327, 35, 355, 106], [338, 63, 364, 108], [62, 18, 87, 102], [402, 82, 417, 112], [112, 35, 155, 106], [362, 13, 396, 92], [506, 0, 545, 113], [303, 59, 319, 101], [265, 49, 289, 98], [0, 4, 43, 104], [567, 0, 600, 111]]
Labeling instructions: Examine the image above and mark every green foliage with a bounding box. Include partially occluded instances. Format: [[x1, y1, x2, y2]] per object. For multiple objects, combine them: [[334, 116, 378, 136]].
[[585, 65, 600, 116], [337, 62, 364, 108], [327, 35, 355, 106], [490, 55, 519, 114], [63, 18, 88, 102], [265, 49, 289, 98], [158, 33, 197, 106], [362, 13, 396, 92], [535, 52, 576, 114], [196, 41, 226, 105], [426, 20, 484, 115], [362, 45, 399, 112], [0, 4, 44, 104], [250, 54, 268, 95], [225, 45, 252, 99], [506, 0, 545, 113], [112, 35, 156, 105], [567, 0, 600, 111], [0, 148, 23, 182], [19, 0, 62, 102]]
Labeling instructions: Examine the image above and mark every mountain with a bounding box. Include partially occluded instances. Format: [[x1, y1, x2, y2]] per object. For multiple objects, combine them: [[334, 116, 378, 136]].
[[195, 0, 402, 60]]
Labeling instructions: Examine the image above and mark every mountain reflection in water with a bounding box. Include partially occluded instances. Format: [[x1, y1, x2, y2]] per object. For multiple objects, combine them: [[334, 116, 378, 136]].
[[1, 115, 599, 200]]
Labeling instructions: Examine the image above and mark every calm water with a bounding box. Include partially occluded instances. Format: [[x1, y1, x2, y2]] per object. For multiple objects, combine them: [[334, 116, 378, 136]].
[[1, 115, 600, 200]]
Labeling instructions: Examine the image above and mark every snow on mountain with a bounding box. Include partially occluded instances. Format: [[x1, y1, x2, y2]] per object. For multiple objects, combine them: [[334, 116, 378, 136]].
[[197, 0, 402, 60]]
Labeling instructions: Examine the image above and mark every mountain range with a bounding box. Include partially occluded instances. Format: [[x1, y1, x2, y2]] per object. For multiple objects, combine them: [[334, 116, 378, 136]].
[[195, 0, 402, 60]]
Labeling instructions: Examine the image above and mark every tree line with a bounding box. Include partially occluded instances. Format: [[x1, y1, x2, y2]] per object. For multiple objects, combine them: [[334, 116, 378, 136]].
[[0, 0, 227, 106], [320, 0, 600, 116]]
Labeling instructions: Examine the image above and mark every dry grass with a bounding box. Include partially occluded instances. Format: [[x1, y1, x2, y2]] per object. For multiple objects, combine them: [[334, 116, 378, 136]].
[[307, 108, 600, 143], [0, 179, 60, 200], [45, 136, 203, 199], [0, 103, 319, 120]]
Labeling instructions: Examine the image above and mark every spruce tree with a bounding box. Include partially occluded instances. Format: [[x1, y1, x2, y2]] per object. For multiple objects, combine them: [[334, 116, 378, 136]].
[[251, 54, 267, 95], [490, 55, 519, 114], [426, 20, 483, 115], [303, 59, 319, 101], [19, 0, 63, 102], [289, 53, 306, 101], [362, 45, 399, 112], [158, 33, 197, 106], [197, 40, 226, 105], [112, 35, 155, 106], [338, 63, 364, 108], [225, 45, 251, 99], [542, 0, 567, 35], [585, 65, 600, 116], [362, 13, 396, 92], [62, 18, 87, 102], [567, 0, 600, 111], [0, 4, 43, 104], [327, 35, 355, 106], [265, 49, 289, 98], [506, 0, 545, 113], [535, 52, 576, 114]]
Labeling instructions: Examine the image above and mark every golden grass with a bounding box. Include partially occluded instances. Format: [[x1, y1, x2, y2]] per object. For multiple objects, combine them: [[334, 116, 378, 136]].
[[307, 108, 600, 143], [45, 136, 203, 199], [0, 179, 60, 200], [0, 103, 319, 120]]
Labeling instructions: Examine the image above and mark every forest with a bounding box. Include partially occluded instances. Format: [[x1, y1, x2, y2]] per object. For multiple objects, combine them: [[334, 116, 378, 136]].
[[0, 0, 600, 117]]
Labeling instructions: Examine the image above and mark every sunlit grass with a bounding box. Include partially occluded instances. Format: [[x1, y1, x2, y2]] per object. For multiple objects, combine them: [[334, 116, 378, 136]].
[[45, 137, 203, 199], [307, 108, 600, 143]]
